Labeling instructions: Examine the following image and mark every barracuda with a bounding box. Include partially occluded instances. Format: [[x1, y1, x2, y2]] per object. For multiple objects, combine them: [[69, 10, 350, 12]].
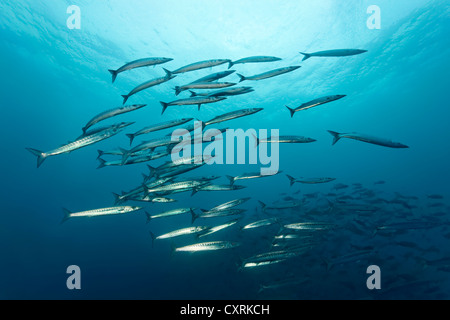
[[108, 57, 173, 83], [173, 241, 241, 253], [61, 206, 142, 223]]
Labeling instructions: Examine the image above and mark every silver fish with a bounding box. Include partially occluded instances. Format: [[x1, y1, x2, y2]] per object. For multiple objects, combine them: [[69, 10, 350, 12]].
[[237, 66, 300, 82], [284, 222, 336, 231], [121, 70, 176, 104], [286, 95, 346, 118], [207, 197, 251, 212], [204, 108, 263, 127], [82, 104, 146, 133], [174, 82, 236, 96], [160, 96, 227, 114], [126, 118, 193, 145], [327, 131, 409, 148], [173, 241, 240, 253], [108, 57, 173, 83], [299, 49, 367, 61], [145, 208, 194, 222], [226, 171, 281, 186], [228, 56, 282, 69], [242, 218, 279, 230], [190, 70, 236, 84], [192, 209, 246, 223], [150, 226, 208, 247], [254, 135, 316, 146], [195, 184, 246, 193], [27, 123, 130, 168], [168, 59, 231, 74], [189, 86, 254, 98], [198, 219, 239, 238], [62, 206, 142, 223], [258, 200, 302, 212]]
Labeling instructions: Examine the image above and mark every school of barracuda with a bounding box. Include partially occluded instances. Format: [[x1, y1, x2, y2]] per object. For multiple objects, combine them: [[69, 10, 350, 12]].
[[26, 49, 450, 298]]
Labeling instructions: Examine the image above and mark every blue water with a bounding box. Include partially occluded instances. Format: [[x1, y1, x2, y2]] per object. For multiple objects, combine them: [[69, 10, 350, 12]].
[[1, 0, 449, 300]]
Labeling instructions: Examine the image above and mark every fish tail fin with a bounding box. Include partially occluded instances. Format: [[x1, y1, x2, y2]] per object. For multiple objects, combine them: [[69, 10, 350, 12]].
[[191, 209, 198, 224], [323, 258, 333, 271], [26, 148, 47, 168], [121, 95, 129, 105], [251, 132, 259, 147], [160, 101, 169, 115], [146, 164, 156, 180], [285, 105, 296, 118], [226, 175, 235, 186], [236, 73, 246, 83], [96, 150, 104, 160], [299, 52, 311, 61], [149, 231, 156, 248], [162, 68, 173, 78], [198, 104, 201, 111], [170, 242, 176, 257], [119, 147, 130, 165], [286, 174, 296, 187], [189, 90, 197, 97], [228, 61, 234, 69], [61, 208, 72, 224], [126, 133, 135, 146], [97, 158, 106, 169], [174, 86, 182, 96], [112, 193, 122, 205], [108, 69, 118, 83], [327, 130, 341, 145], [258, 200, 267, 212], [191, 188, 198, 197], [145, 211, 151, 224]]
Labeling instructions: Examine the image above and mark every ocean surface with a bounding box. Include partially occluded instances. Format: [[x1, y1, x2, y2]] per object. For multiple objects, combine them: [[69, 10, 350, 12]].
[[1, 0, 449, 300]]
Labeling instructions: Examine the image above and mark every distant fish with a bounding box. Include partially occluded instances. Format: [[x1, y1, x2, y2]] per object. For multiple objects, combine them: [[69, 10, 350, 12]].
[[26, 122, 132, 168], [195, 184, 246, 193], [253, 135, 316, 146], [82, 104, 146, 134], [237, 66, 300, 82], [258, 200, 302, 212], [108, 57, 173, 83], [374, 180, 386, 185], [172, 241, 241, 253], [284, 222, 336, 231], [228, 56, 282, 69], [126, 118, 193, 145], [160, 96, 227, 114], [174, 82, 236, 96], [286, 175, 336, 186], [299, 49, 367, 61], [327, 130, 409, 148], [168, 59, 231, 74], [427, 194, 444, 200], [121, 69, 176, 104], [285, 95, 346, 118], [145, 208, 194, 222], [62, 206, 142, 224]]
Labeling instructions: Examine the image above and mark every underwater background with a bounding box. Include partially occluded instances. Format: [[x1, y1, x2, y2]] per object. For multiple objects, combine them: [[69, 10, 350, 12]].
[[0, 0, 449, 300]]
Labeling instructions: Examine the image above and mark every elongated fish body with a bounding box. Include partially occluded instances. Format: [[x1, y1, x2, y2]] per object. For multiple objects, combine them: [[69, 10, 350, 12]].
[[286, 95, 346, 118], [108, 57, 173, 83], [198, 220, 239, 238], [242, 218, 278, 230], [146, 180, 208, 195], [145, 208, 194, 222], [189, 87, 254, 98], [77, 122, 134, 139], [284, 222, 336, 231], [62, 206, 142, 223], [122, 71, 176, 104], [243, 259, 287, 269], [97, 151, 168, 169], [126, 118, 193, 145], [126, 136, 180, 158], [300, 49, 367, 61], [169, 59, 231, 74], [228, 56, 282, 69], [237, 66, 300, 82], [208, 197, 251, 212], [286, 175, 336, 186], [254, 135, 316, 146], [26, 124, 128, 168], [258, 200, 302, 212], [327, 131, 409, 148], [82, 104, 146, 133], [174, 241, 241, 252], [243, 249, 306, 265], [190, 70, 236, 84], [160, 96, 227, 114], [205, 108, 263, 127], [197, 184, 246, 192], [192, 209, 246, 222], [151, 226, 208, 244], [175, 82, 236, 96], [226, 171, 281, 185]]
